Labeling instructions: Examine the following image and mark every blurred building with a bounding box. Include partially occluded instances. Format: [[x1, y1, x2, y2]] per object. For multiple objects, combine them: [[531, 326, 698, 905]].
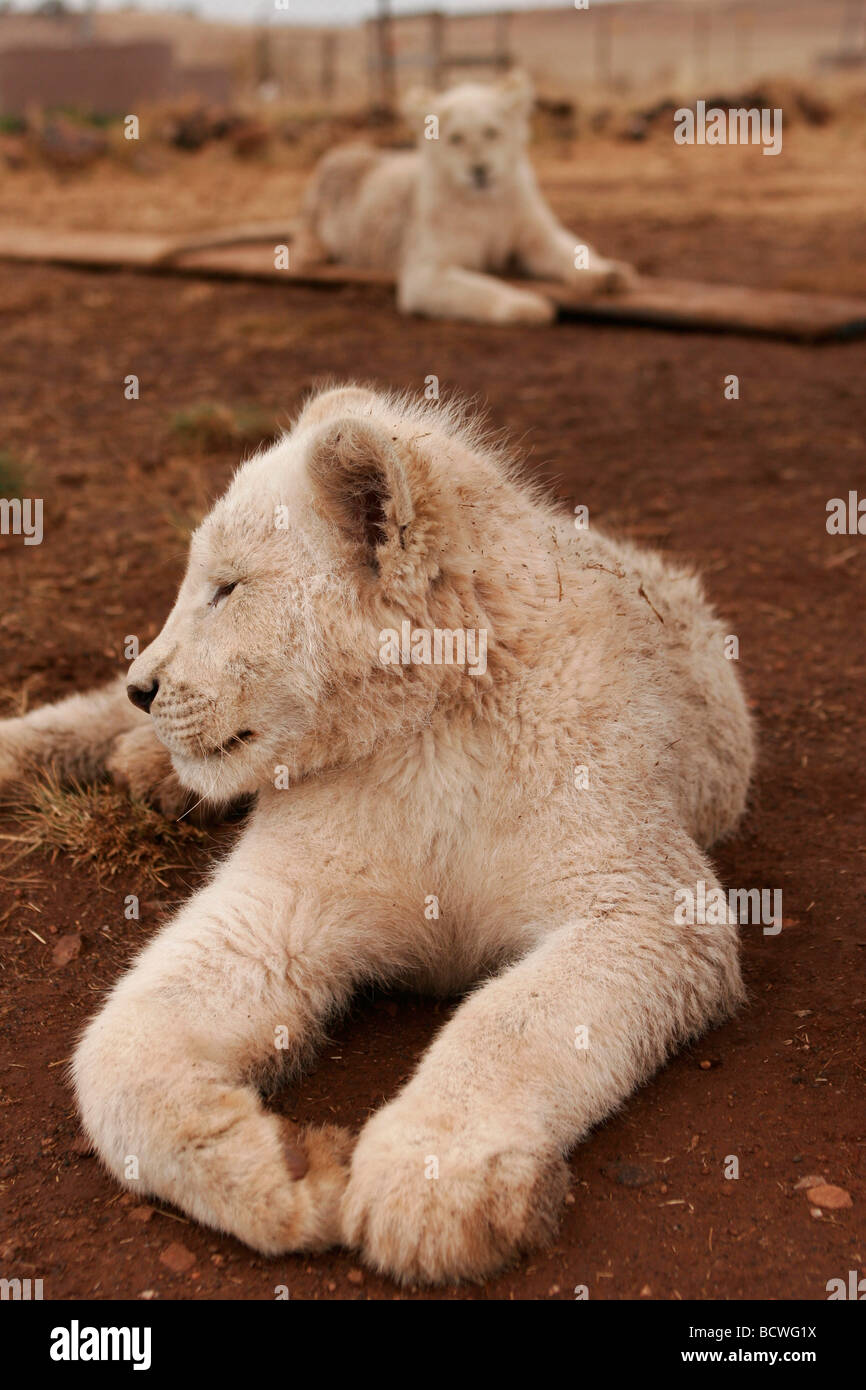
[[0, 11, 230, 116]]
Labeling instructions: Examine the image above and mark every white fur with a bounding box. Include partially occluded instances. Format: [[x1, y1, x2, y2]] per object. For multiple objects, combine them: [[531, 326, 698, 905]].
[[0, 384, 754, 1283], [294, 73, 634, 325]]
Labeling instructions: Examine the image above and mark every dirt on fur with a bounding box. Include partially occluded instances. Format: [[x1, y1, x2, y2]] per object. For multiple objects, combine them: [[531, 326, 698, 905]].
[[0, 125, 864, 1300]]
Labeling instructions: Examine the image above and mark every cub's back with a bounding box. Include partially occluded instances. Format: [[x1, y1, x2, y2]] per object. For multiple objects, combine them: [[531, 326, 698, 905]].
[[556, 522, 755, 847], [305, 144, 418, 270]]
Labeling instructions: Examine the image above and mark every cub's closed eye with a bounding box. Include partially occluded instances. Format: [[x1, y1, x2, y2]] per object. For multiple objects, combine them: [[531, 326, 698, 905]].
[[210, 581, 238, 607], [484, 128, 500, 140], [449, 132, 465, 145]]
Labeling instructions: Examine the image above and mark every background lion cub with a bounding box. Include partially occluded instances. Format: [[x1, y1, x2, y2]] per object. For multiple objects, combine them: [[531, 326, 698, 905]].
[[294, 71, 633, 324], [0, 384, 752, 1285]]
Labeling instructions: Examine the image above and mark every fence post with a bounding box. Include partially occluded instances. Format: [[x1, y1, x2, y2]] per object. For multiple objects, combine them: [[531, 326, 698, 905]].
[[594, 9, 612, 88], [734, 5, 754, 80], [692, 8, 711, 85], [430, 10, 445, 89], [494, 9, 511, 72], [841, 0, 866, 54], [320, 30, 337, 103], [374, 0, 396, 114]]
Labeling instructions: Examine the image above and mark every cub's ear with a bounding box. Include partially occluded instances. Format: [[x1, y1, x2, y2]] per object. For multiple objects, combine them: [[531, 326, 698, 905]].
[[296, 385, 379, 431], [306, 417, 414, 571], [499, 69, 534, 118]]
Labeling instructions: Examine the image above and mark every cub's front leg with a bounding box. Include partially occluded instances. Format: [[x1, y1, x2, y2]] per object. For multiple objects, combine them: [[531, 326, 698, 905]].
[[399, 263, 555, 325], [515, 204, 635, 297], [71, 832, 374, 1253], [343, 837, 744, 1284]]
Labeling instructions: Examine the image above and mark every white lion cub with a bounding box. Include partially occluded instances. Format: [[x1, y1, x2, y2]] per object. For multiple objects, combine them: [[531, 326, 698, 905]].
[[294, 72, 634, 324], [0, 385, 753, 1285]]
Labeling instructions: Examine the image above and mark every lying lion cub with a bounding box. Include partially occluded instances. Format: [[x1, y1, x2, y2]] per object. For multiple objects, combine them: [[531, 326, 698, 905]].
[[293, 72, 634, 324], [0, 385, 753, 1284]]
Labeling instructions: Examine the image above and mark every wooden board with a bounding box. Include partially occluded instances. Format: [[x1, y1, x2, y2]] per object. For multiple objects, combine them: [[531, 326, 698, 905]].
[[2, 226, 865, 343]]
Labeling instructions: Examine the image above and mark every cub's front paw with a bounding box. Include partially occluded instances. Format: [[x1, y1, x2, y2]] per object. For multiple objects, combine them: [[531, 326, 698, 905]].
[[0, 718, 31, 794], [341, 1105, 568, 1284], [221, 1118, 355, 1255], [290, 227, 327, 272], [568, 259, 636, 299], [106, 725, 192, 819], [598, 259, 637, 294], [75, 1008, 356, 1255], [495, 289, 556, 326]]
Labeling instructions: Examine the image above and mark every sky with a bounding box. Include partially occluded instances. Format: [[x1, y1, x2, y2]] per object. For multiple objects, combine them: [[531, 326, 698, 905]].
[[12, 0, 625, 25]]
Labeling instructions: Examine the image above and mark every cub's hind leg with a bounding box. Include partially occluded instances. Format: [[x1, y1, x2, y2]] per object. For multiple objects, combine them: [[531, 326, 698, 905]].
[[0, 677, 203, 817], [0, 676, 145, 792]]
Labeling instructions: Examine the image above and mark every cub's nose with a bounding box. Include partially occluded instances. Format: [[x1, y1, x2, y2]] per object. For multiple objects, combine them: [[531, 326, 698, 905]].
[[472, 164, 489, 187], [127, 678, 159, 714]]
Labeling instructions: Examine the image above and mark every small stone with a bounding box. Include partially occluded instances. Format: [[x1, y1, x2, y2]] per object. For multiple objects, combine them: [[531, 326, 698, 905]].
[[604, 1162, 655, 1188], [129, 1206, 154, 1224], [52, 932, 82, 968], [805, 1184, 852, 1210], [139, 1289, 157, 1300], [640, 1284, 652, 1297], [548, 1284, 560, 1295], [794, 1174, 826, 1191], [564, 1192, 576, 1206], [810, 1207, 823, 1219], [159, 1241, 197, 1273], [346, 1268, 364, 1285]]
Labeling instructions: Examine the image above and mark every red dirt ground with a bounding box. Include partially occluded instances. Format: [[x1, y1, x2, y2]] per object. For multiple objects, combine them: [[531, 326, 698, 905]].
[[0, 171, 864, 1299]]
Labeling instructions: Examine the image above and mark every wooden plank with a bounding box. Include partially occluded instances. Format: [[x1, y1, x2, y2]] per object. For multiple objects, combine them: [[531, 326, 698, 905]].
[[1, 226, 865, 343], [553, 276, 866, 343], [0, 227, 175, 268], [177, 243, 394, 289]]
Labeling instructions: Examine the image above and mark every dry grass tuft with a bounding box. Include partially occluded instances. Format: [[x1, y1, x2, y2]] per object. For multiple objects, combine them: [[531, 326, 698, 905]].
[[0, 450, 27, 498], [169, 403, 278, 453], [2, 768, 209, 889]]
